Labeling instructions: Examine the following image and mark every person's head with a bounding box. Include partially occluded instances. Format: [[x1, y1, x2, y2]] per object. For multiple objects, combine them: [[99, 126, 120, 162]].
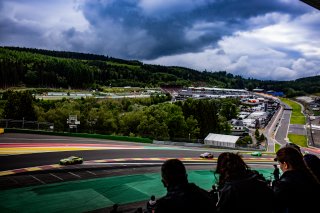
[[304, 154, 320, 167], [161, 159, 187, 188], [112, 204, 118, 209], [215, 152, 249, 185], [275, 146, 305, 172], [273, 164, 278, 168], [282, 142, 302, 154], [150, 195, 155, 201], [303, 154, 320, 179]]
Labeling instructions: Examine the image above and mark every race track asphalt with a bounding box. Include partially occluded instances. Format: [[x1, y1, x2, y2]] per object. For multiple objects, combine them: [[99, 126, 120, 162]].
[[0, 133, 276, 213]]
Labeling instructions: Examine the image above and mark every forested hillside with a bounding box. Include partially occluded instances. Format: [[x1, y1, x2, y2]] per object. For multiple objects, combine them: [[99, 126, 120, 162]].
[[0, 46, 244, 89], [1, 46, 319, 96]]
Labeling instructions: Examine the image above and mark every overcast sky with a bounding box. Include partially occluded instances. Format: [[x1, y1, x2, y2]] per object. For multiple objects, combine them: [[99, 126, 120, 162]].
[[1, 0, 319, 80]]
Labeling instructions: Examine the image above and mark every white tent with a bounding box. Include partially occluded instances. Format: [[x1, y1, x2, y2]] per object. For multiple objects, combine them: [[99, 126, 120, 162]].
[[204, 133, 239, 148]]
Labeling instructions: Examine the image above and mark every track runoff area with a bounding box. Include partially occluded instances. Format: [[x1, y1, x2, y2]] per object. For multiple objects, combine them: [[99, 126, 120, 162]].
[[1, 133, 276, 212]]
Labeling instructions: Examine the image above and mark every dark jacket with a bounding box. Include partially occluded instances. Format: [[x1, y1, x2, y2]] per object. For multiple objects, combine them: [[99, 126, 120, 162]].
[[146, 199, 157, 213], [216, 172, 274, 213], [273, 167, 280, 181], [155, 182, 216, 213], [273, 170, 320, 213]]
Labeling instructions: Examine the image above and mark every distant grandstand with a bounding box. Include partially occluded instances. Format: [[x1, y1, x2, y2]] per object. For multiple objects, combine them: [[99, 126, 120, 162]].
[[175, 87, 249, 100]]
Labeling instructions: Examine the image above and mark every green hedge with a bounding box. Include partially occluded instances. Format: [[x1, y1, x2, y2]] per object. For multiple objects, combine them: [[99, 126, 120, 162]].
[[4, 128, 153, 143]]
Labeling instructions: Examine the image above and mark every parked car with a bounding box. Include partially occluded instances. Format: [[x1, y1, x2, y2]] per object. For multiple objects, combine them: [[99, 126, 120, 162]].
[[59, 156, 83, 165], [200, 152, 214, 159], [251, 151, 262, 157]]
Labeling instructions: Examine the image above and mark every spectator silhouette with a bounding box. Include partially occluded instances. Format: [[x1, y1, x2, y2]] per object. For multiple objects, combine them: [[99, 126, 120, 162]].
[[208, 184, 218, 204], [273, 146, 320, 213], [280, 142, 320, 181], [155, 158, 216, 213], [146, 195, 156, 213], [134, 207, 143, 213], [283, 142, 301, 153], [110, 204, 121, 213], [273, 164, 280, 181], [303, 153, 320, 181], [215, 152, 274, 213]]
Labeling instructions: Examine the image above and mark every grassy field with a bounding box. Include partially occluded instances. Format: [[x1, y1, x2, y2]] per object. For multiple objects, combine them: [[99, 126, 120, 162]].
[[280, 98, 305, 124], [275, 143, 281, 152], [102, 86, 145, 93], [288, 134, 308, 147], [107, 61, 141, 69]]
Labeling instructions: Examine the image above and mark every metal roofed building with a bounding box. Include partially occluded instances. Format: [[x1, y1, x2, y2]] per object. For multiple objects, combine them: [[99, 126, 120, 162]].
[[204, 133, 239, 148], [177, 87, 249, 99]]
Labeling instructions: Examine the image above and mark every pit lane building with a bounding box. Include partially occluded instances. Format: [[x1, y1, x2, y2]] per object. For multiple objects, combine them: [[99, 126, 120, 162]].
[[176, 87, 249, 100], [204, 133, 240, 148]]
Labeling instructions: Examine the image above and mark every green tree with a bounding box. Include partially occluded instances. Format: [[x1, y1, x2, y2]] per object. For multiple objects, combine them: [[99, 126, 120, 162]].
[[24, 70, 38, 85], [220, 101, 238, 120], [259, 133, 265, 142], [186, 115, 200, 139], [137, 115, 169, 139], [118, 110, 144, 135], [44, 100, 80, 131], [255, 128, 260, 139], [3, 90, 36, 120], [236, 135, 252, 145], [94, 106, 118, 134]]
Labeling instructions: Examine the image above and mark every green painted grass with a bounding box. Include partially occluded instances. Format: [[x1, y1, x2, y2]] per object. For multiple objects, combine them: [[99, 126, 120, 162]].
[[275, 143, 281, 152], [4, 128, 153, 143], [288, 134, 308, 147], [0, 169, 273, 213], [280, 98, 305, 125], [290, 116, 306, 124]]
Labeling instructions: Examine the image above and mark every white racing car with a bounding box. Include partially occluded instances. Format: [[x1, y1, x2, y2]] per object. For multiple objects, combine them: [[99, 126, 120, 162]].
[[200, 152, 214, 159]]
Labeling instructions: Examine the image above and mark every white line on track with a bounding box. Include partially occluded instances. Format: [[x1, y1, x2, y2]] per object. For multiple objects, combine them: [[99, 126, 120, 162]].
[[86, 171, 96, 175], [50, 173, 63, 181], [30, 175, 46, 184], [69, 172, 81, 178], [8, 176, 19, 184]]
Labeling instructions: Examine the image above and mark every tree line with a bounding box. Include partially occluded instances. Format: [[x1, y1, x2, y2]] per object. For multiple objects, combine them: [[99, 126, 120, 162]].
[[1, 46, 319, 96], [0, 47, 240, 89], [0, 91, 239, 140]]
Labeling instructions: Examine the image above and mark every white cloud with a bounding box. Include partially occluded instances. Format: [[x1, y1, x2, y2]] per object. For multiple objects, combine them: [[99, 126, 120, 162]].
[[292, 58, 320, 76], [144, 48, 231, 71], [247, 12, 290, 28], [146, 11, 320, 80], [0, 0, 90, 50], [0, 0, 90, 49], [227, 56, 250, 74], [273, 67, 297, 80], [3, 0, 89, 31]]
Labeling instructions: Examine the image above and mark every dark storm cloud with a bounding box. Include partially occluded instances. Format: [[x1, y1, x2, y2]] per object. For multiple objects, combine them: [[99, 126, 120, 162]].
[[0, 17, 44, 47], [0, 0, 319, 80], [79, 0, 311, 60]]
